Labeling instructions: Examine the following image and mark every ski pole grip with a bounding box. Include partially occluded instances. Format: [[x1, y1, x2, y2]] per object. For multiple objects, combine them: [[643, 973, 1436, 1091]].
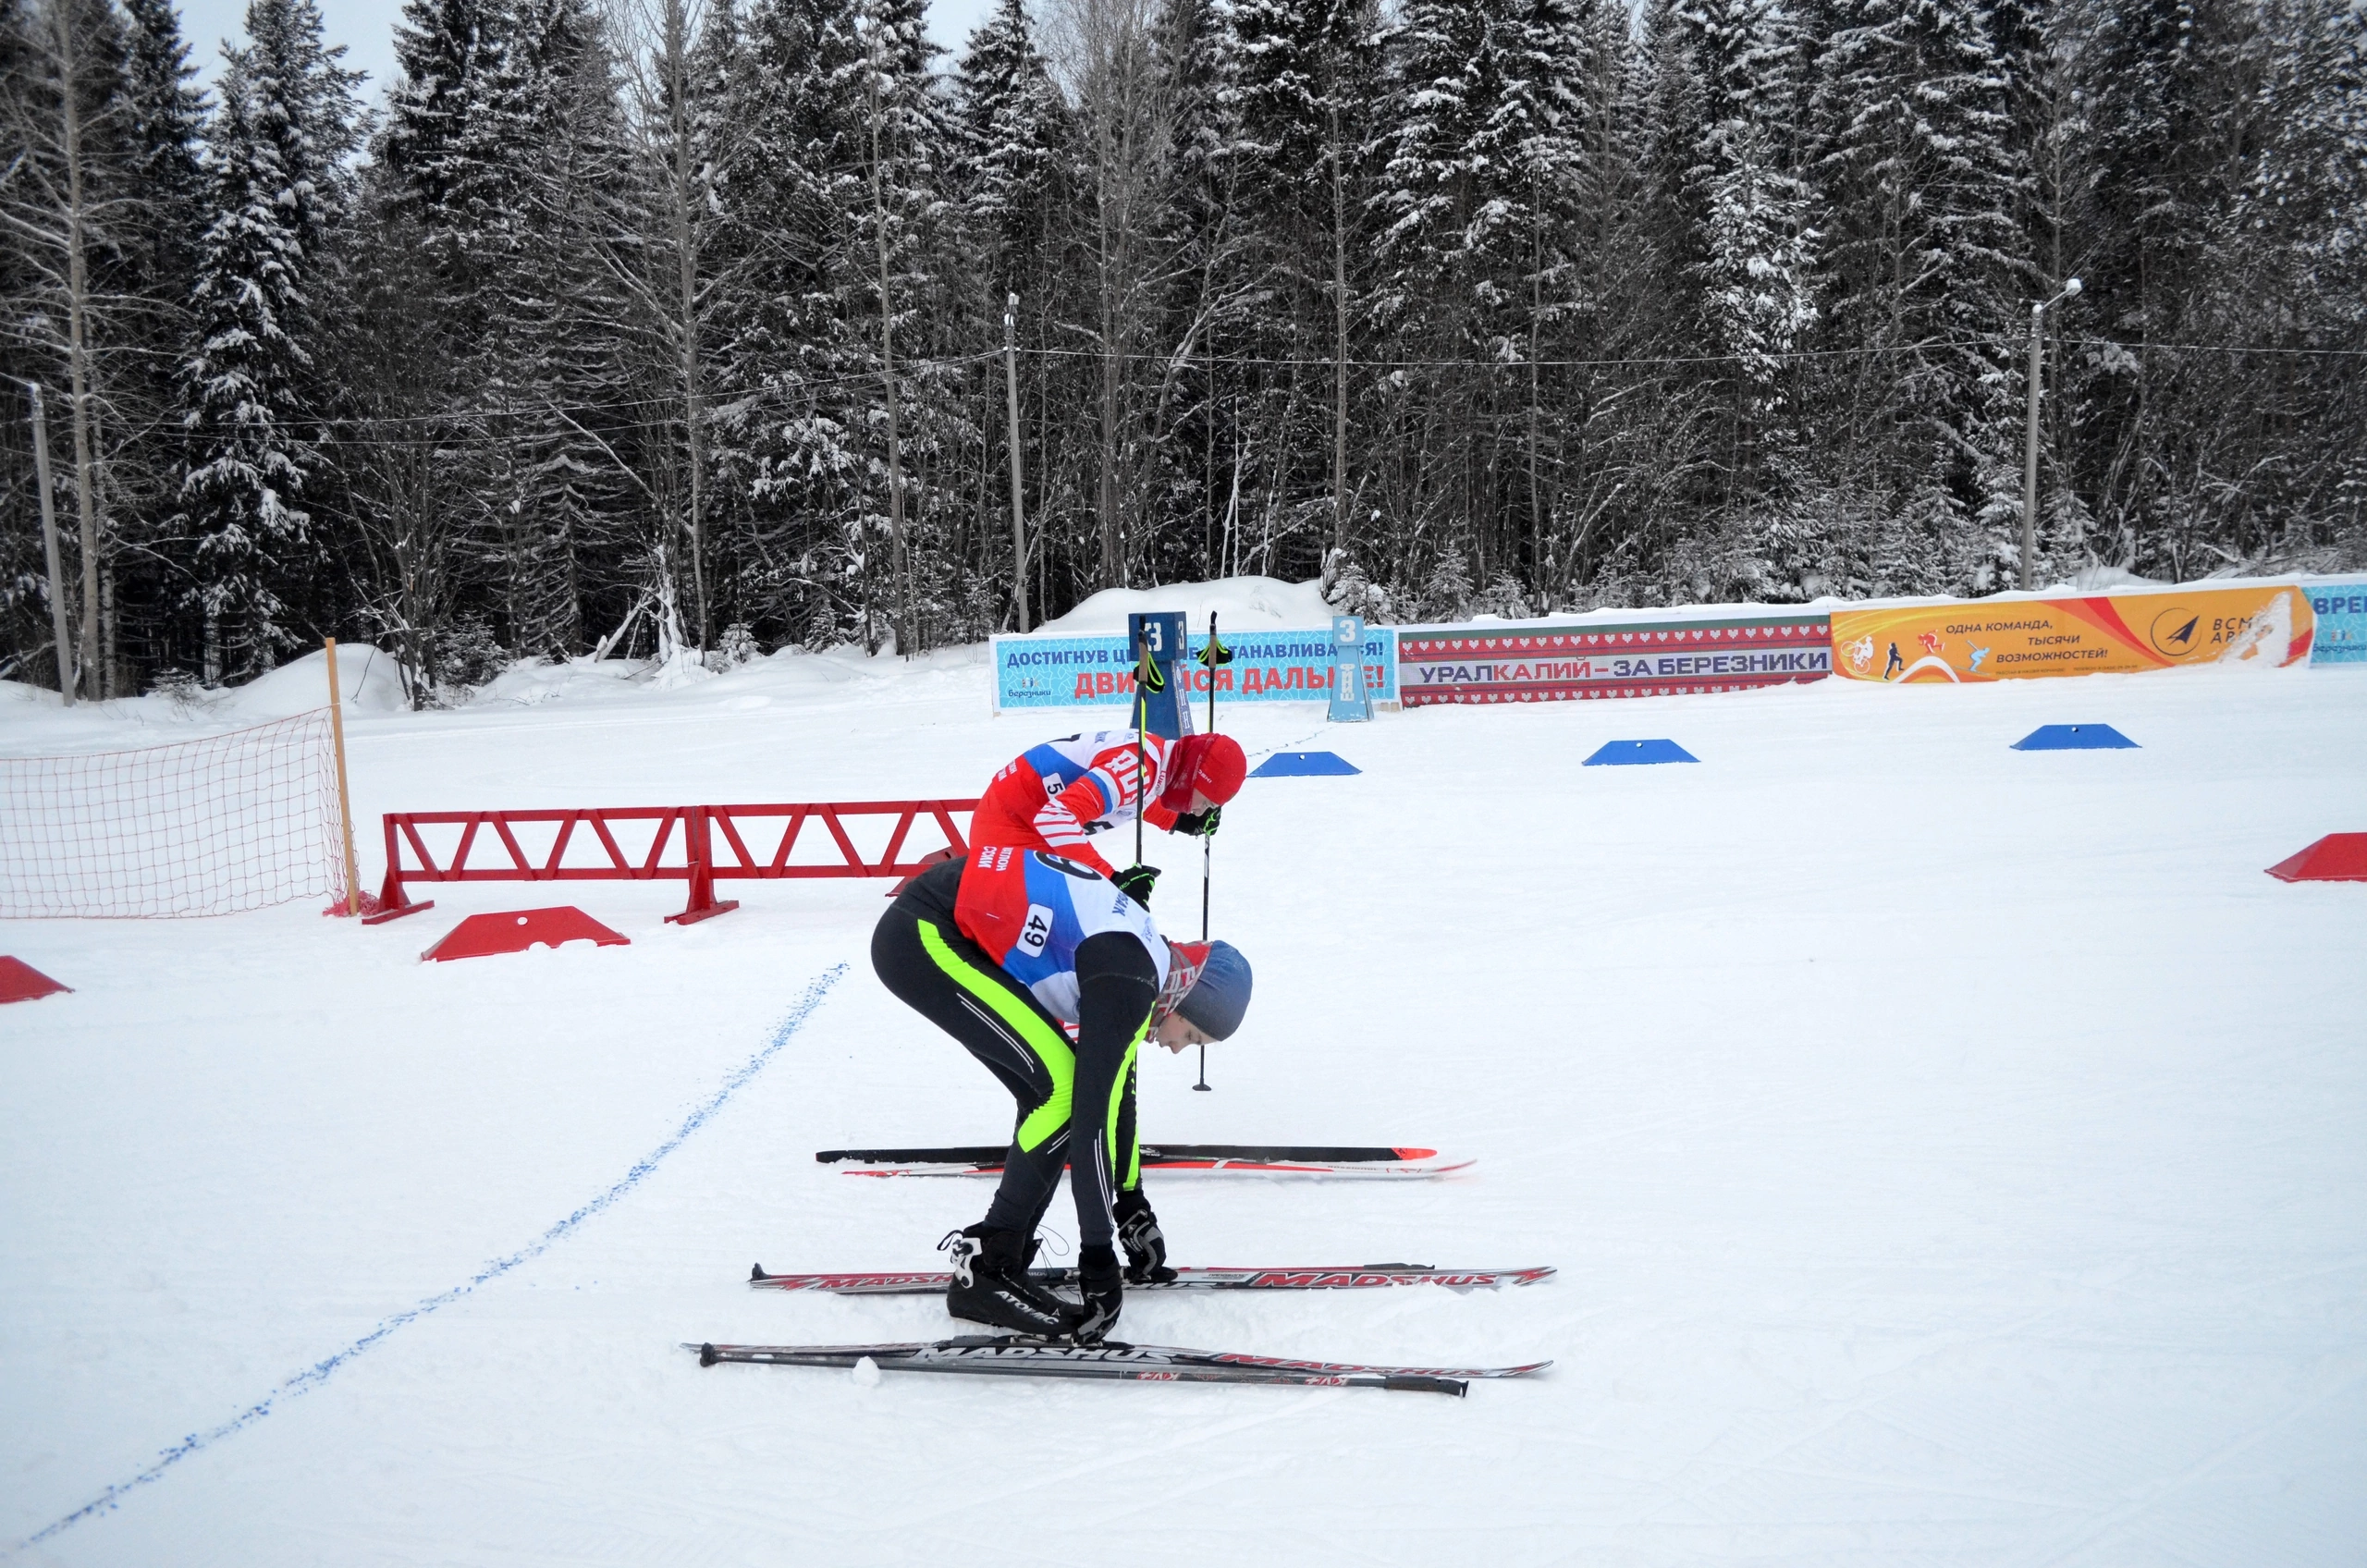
[[1384, 1376, 1467, 1396]]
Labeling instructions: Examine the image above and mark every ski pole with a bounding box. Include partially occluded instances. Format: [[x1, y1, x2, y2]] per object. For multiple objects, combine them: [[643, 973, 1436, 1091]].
[[1131, 625, 1156, 869], [1193, 612, 1233, 1093]]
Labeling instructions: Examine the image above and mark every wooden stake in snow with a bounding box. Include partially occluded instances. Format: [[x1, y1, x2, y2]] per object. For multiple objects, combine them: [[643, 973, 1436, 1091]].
[[325, 640, 362, 916]]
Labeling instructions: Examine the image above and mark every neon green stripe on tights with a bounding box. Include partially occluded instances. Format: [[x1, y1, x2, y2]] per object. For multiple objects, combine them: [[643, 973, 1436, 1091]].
[[917, 920, 1073, 1153], [1108, 1024, 1145, 1190]]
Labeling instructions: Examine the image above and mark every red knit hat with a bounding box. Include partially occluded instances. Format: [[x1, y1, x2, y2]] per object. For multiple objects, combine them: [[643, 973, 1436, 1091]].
[[1160, 733, 1247, 809]]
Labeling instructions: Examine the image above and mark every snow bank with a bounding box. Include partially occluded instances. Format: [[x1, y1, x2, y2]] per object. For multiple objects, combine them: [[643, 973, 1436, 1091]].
[[456, 642, 989, 714], [1033, 575, 1331, 634], [212, 646, 412, 720], [0, 647, 408, 756]]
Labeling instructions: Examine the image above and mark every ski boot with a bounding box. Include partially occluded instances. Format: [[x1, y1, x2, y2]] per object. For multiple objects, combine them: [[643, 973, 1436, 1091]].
[[941, 1224, 1077, 1338]]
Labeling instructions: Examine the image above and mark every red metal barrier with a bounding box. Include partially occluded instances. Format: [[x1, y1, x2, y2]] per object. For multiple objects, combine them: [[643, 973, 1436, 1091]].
[[367, 801, 977, 925]]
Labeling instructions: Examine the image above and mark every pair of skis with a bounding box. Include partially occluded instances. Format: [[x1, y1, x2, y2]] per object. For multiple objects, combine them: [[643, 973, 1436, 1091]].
[[816, 1143, 1473, 1180], [691, 1336, 1549, 1397], [694, 1264, 1552, 1396], [749, 1261, 1554, 1294], [687, 1145, 1549, 1394]]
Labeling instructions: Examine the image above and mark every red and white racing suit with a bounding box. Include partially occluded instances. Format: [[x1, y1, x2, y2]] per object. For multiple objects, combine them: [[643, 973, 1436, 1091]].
[[969, 730, 1184, 878]]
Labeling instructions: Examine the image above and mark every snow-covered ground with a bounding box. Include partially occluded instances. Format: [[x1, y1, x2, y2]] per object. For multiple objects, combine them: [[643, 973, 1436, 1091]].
[[4, 628, 2364, 1565]]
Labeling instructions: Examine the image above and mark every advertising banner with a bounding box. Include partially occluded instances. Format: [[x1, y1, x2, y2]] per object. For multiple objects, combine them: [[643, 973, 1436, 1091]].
[[991, 627, 1399, 712], [1829, 584, 2315, 683], [1395, 613, 1832, 705], [2306, 578, 2367, 666]]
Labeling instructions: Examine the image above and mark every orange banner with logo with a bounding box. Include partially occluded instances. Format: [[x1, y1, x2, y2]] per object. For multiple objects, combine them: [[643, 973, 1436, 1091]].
[[1830, 585, 2315, 683]]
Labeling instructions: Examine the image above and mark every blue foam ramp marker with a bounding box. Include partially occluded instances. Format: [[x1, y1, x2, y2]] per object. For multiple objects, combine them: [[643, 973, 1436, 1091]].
[[1249, 750, 1362, 778], [1584, 739, 1698, 766], [2012, 724, 2138, 751]]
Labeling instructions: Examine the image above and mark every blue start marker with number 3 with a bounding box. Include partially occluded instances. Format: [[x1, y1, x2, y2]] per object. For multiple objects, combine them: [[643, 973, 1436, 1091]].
[[1329, 615, 1373, 723]]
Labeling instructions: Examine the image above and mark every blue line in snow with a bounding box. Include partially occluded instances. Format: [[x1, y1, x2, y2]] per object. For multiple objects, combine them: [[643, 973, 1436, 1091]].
[[25, 963, 848, 1547]]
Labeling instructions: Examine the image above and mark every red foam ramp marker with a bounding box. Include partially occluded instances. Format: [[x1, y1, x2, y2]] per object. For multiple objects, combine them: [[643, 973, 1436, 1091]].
[[2265, 834, 2367, 883], [422, 907, 631, 962], [0, 956, 71, 1004]]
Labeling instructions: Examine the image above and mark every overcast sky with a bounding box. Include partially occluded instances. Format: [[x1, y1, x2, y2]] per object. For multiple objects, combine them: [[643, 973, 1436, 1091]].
[[176, 0, 1000, 101]]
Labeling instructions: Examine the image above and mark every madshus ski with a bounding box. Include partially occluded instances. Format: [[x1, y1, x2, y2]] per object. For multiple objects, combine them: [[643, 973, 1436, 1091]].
[[817, 1144, 1473, 1180], [687, 1334, 1551, 1396], [749, 1261, 1554, 1293]]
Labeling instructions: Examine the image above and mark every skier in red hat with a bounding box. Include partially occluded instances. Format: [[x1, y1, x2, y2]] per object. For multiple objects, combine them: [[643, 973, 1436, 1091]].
[[969, 729, 1246, 905]]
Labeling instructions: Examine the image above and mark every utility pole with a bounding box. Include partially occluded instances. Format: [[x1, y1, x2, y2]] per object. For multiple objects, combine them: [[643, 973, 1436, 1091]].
[[29, 383, 73, 705], [1005, 293, 1028, 632], [2021, 277, 2082, 591]]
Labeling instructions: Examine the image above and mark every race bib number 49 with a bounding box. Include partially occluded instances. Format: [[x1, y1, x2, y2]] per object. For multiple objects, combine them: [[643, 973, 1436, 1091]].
[[1018, 904, 1055, 956]]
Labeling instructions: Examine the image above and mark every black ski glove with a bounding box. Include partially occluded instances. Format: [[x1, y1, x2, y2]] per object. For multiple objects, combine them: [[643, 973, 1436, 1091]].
[[1115, 1189, 1176, 1283], [1111, 864, 1159, 908], [1170, 805, 1222, 839]]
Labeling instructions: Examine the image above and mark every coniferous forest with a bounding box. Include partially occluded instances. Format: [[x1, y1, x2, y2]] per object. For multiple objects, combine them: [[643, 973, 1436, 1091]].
[[4, 0, 2362, 701]]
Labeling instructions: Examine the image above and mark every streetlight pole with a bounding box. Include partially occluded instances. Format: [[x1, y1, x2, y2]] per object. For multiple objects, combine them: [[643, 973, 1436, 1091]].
[[2020, 276, 2081, 591], [1004, 292, 1028, 633]]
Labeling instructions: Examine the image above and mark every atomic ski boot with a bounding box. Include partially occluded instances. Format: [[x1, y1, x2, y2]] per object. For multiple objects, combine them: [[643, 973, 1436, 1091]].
[[942, 1224, 1077, 1337]]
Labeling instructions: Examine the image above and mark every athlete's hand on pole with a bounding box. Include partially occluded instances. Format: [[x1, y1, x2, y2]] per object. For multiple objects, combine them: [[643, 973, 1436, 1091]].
[[1115, 1190, 1176, 1283], [1171, 804, 1221, 839], [1112, 864, 1159, 908]]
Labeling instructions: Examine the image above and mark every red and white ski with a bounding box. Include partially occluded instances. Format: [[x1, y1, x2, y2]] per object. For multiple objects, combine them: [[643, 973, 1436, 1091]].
[[816, 1144, 1474, 1180], [748, 1261, 1554, 1293], [687, 1334, 1551, 1395]]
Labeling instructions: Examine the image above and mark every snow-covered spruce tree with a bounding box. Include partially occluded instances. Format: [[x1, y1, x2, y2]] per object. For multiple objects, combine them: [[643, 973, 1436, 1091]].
[[1682, 0, 1814, 454], [381, 0, 641, 660], [955, 0, 1068, 298], [1365, 0, 1497, 585], [1050, 0, 1166, 594], [176, 0, 359, 682], [611, 0, 735, 645], [493, 0, 642, 660], [951, 0, 1071, 625], [1670, 0, 1821, 599], [1, 0, 138, 695], [1411, 541, 1473, 622], [178, 57, 305, 680], [2217, 0, 2367, 567], [376, 0, 529, 660], [708, 0, 872, 649], [852, 0, 947, 653], [98, 0, 209, 680], [1144, 0, 1229, 573], [1368, 0, 1592, 597], [1536, 0, 1711, 608], [1221, 0, 1380, 570], [1807, 0, 2026, 594], [1, 0, 220, 691], [382, 0, 530, 303]]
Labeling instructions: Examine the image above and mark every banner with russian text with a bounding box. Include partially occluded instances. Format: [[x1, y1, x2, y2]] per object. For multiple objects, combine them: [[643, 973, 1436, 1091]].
[[1829, 584, 2315, 683], [990, 628, 1399, 711], [1395, 613, 1832, 705], [2306, 578, 2367, 666]]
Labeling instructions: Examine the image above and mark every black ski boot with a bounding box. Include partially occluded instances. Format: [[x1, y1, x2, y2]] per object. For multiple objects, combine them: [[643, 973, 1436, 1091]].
[[942, 1224, 1077, 1338], [1071, 1244, 1123, 1343]]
